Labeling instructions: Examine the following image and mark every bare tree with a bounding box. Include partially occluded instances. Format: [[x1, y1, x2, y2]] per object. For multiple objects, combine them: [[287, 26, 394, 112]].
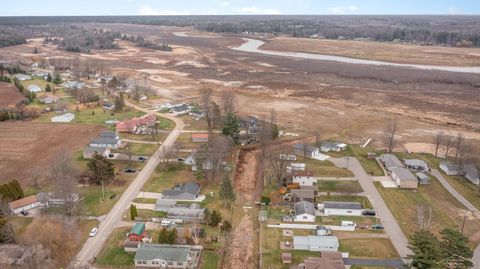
[[457, 143, 471, 172], [205, 135, 231, 182], [267, 145, 291, 185], [28, 166, 42, 189], [201, 87, 213, 131], [454, 133, 465, 162], [384, 118, 397, 153], [221, 91, 235, 115], [417, 204, 433, 230], [125, 144, 133, 168], [157, 145, 176, 170], [50, 150, 78, 216], [434, 131, 443, 157], [444, 135, 454, 160]]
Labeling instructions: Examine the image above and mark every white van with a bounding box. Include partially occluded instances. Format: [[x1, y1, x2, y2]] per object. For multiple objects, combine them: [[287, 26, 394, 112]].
[[161, 220, 171, 227], [341, 221, 357, 227]]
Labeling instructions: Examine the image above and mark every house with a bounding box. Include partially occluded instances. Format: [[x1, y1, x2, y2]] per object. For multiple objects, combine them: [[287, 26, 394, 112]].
[[116, 114, 156, 133], [291, 188, 316, 202], [36, 192, 80, 207], [462, 165, 479, 185], [171, 104, 190, 116], [38, 94, 60, 104], [416, 172, 430, 185], [280, 154, 297, 161], [404, 159, 429, 172], [83, 146, 111, 159], [89, 131, 123, 149], [293, 144, 329, 161], [239, 116, 260, 135], [439, 161, 459, 175], [281, 253, 292, 265], [63, 81, 85, 90], [162, 182, 201, 200], [14, 74, 31, 81], [191, 133, 209, 143], [51, 113, 75, 123], [27, 84, 41, 93], [154, 199, 177, 212], [287, 163, 306, 173], [290, 252, 345, 269], [102, 101, 115, 110], [293, 236, 339, 252], [167, 204, 205, 221], [128, 223, 148, 242], [391, 167, 418, 189], [292, 171, 316, 186], [323, 201, 362, 216], [187, 151, 214, 171], [379, 154, 403, 173], [134, 244, 202, 269], [320, 141, 347, 152], [8, 195, 40, 214], [294, 201, 316, 222]]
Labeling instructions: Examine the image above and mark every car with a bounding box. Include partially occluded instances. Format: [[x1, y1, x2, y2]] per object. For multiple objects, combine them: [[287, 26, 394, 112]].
[[20, 210, 28, 216], [124, 168, 136, 173], [161, 220, 171, 227], [371, 224, 384, 230], [138, 156, 147, 162], [362, 210, 376, 216], [108, 153, 114, 158], [89, 227, 98, 237]]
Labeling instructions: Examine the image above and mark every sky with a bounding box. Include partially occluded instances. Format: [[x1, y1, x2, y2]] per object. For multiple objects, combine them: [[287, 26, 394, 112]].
[[1, 0, 479, 16]]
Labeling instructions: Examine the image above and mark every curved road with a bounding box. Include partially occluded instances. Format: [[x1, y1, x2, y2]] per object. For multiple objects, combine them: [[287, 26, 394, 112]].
[[75, 100, 184, 266]]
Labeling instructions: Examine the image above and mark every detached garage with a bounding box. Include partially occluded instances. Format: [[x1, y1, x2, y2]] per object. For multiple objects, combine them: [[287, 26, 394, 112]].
[[9, 195, 40, 214], [51, 113, 75, 123], [323, 201, 363, 216]]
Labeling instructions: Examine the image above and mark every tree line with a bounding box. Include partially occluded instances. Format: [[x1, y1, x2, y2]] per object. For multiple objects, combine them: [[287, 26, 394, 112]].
[[0, 28, 26, 48]]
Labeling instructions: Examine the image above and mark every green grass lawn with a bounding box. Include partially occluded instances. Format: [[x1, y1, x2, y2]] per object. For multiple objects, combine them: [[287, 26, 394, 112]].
[[141, 164, 190, 192], [339, 238, 399, 258], [121, 132, 168, 142], [318, 180, 364, 193], [133, 198, 157, 203], [318, 195, 372, 209], [78, 184, 127, 216], [177, 132, 206, 149], [201, 251, 220, 269], [21, 78, 54, 92], [303, 158, 353, 177], [125, 209, 167, 221], [118, 142, 159, 156], [96, 228, 134, 266]]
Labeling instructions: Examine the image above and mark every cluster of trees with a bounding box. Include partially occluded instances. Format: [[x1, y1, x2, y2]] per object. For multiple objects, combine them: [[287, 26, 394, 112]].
[[58, 27, 121, 53], [158, 227, 177, 244], [219, 172, 235, 207], [130, 204, 138, 220], [0, 63, 25, 75], [121, 34, 172, 51], [0, 180, 24, 202], [0, 107, 40, 122], [0, 28, 26, 48], [408, 228, 473, 268], [0, 208, 15, 243], [87, 153, 115, 185]]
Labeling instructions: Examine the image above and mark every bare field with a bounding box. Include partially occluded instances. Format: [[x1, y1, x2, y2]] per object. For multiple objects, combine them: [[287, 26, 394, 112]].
[[261, 36, 480, 66], [0, 122, 104, 186], [0, 82, 25, 109]]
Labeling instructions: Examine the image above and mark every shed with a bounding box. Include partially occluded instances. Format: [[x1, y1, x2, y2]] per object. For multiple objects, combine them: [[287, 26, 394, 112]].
[[27, 84, 41, 93], [323, 201, 362, 216], [128, 223, 147, 242], [416, 172, 430, 185], [191, 133, 209, 143], [404, 159, 429, 172], [391, 167, 418, 189], [293, 236, 339, 252], [439, 161, 459, 175], [281, 253, 292, 264], [51, 113, 75, 123], [294, 200, 316, 222], [8, 195, 40, 214]]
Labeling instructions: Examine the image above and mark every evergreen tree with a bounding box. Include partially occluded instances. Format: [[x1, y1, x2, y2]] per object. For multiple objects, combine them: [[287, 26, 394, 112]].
[[167, 228, 177, 244], [220, 220, 232, 234], [219, 172, 235, 207], [222, 112, 240, 144], [408, 230, 441, 269], [210, 210, 222, 227], [87, 153, 115, 184], [439, 228, 473, 268], [158, 228, 169, 243], [46, 73, 52, 82], [193, 154, 206, 180], [114, 94, 125, 112], [0, 208, 15, 243], [45, 84, 51, 92], [203, 208, 212, 225], [13, 77, 24, 94], [52, 73, 62, 84], [130, 204, 137, 220]]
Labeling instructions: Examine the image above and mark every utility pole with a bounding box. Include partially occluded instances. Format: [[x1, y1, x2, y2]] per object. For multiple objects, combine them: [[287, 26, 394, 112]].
[[461, 209, 469, 234]]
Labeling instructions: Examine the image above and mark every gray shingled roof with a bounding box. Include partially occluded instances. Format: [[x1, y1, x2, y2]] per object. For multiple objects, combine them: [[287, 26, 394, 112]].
[[134, 244, 190, 262], [391, 167, 417, 181], [380, 154, 403, 170], [323, 201, 362, 210], [83, 146, 108, 156], [294, 201, 315, 215], [163, 182, 200, 197], [294, 144, 319, 154]]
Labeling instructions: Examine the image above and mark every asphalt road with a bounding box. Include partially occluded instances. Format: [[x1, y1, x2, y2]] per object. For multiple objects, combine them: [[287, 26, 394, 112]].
[[330, 157, 411, 259], [75, 101, 184, 266]]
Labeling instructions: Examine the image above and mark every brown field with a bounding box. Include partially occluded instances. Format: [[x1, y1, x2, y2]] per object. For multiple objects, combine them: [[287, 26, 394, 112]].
[[0, 122, 104, 186], [261, 36, 480, 66], [0, 81, 25, 109]]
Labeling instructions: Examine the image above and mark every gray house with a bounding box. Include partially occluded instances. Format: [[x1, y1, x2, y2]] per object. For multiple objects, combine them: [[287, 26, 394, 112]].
[[293, 236, 339, 252], [391, 167, 418, 189], [415, 172, 430, 185], [439, 161, 459, 175], [404, 159, 429, 172], [167, 204, 205, 221], [89, 131, 122, 149], [379, 154, 403, 172], [462, 165, 479, 185], [290, 189, 315, 202], [134, 244, 202, 269], [294, 200, 316, 222], [162, 182, 201, 200]]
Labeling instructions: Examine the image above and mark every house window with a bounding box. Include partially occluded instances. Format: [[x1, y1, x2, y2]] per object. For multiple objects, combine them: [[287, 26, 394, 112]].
[[347, 210, 352, 213], [178, 262, 183, 266], [303, 216, 307, 220], [168, 262, 173, 265]]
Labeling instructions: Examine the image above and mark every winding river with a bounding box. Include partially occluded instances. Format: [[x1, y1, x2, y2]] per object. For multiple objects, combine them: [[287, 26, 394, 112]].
[[233, 38, 480, 74]]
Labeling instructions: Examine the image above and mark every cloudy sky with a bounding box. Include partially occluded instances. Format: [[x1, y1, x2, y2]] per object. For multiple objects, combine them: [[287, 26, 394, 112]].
[[2, 0, 479, 16]]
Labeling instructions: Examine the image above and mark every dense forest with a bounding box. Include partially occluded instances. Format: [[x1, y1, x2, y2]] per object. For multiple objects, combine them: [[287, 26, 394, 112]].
[[0, 28, 26, 48], [0, 15, 480, 47]]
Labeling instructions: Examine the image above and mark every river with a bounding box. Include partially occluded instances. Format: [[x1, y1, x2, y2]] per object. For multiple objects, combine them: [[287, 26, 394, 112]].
[[232, 38, 480, 74]]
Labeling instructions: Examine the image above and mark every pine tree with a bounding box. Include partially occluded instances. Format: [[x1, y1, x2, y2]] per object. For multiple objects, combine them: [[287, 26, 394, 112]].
[[222, 112, 240, 144], [45, 84, 51, 92], [408, 230, 441, 269], [52, 73, 62, 84], [87, 153, 115, 184], [46, 73, 52, 82], [210, 210, 222, 227], [114, 94, 125, 112], [167, 228, 177, 244], [158, 228, 169, 243], [219, 173, 235, 207], [439, 228, 473, 268], [130, 204, 137, 220]]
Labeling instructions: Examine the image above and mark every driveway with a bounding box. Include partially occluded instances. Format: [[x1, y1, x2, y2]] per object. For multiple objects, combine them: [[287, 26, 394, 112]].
[[75, 100, 185, 266], [330, 157, 411, 259]]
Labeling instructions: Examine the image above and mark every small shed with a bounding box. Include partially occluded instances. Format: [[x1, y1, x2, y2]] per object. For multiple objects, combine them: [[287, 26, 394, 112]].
[[128, 223, 147, 242], [27, 84, 41, 93], [416, 172, 430, 185], [51, 113, 75, 123], [191, 133, 209, 143], [281, 253, 292, 264]]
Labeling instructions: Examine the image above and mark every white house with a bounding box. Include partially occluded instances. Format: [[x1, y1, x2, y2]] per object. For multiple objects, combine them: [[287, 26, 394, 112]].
[[391, 167, 418, 189], [439, 161, 459, 175], [27, 84, 42, 93], [323, 201, 363, 216], [292, 171, 316, 187], [294, 201, 316, 222], [287, 163, 306, 173], [320, 141, 347, 152], [89, 131, 123, 149], [462, 165, 479, 185], [8, 195, 40, 214], [379, 154, 403, 173], [51, 113, 75, 123], [293, 144, 329, 161], [293, 236, 339, 252]]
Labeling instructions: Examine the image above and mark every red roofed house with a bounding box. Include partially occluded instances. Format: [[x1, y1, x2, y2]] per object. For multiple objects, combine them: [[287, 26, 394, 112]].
[[292, 171, 316, 187], [116, 114, 156, 133], [8, 195, 40, 214], [191, 133, 209, 143]]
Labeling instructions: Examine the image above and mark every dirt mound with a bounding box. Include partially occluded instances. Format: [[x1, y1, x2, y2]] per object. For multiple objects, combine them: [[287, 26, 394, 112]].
[[223, 215, 255, 269]]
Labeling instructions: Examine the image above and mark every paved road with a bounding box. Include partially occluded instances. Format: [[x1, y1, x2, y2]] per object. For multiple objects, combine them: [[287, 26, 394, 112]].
[[75, 101, 185, 266], [431, 169, 480, 268], [330, 157, 411, 259]]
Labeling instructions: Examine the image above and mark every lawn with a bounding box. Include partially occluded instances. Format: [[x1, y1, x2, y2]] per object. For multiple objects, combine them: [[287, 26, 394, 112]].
[[339, 238, 399, 258], [141, 163, 191, 192], [133, 198, 157, 203], [201, 251, 220, 269], [318, 180, 363, 193], [125, 209, 167, 221], [181, 115, 209, 131], [303, 158, 353, 177], [118, 142, 159, 156], [78, 184, 127, 216], [73, 107, 145, 125], [21, 78, 54, 92], [318, 195, 372, 209], [96, 227, 135, 267], [8, 216, 34, 237], [324, 145, 384, 176], [121, 132, 168, 142]]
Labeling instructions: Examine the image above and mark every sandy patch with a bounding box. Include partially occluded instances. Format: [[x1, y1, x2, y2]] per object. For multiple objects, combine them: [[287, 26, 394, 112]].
[[149, 76, 172, 83], [201, 79, 244, 87], [175, 61, 208, 68], [256, 62, 275, 67], [137, 69, 190, 77], [144, 58, 170, 65]]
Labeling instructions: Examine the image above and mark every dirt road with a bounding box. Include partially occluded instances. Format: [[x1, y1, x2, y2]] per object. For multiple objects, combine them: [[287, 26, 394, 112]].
[[74, 101, 185, 266]]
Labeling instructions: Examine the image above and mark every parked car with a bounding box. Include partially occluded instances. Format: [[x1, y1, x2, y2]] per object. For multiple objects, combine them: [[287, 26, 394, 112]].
[[161, 220, 171, 227], [89, 227, 98, 237], [20, 210, 28, 216], [362, 210, 376, 216], [138, 156, 147, 162], [371, 224, 384, 230], [124, 168, 136, 173]]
